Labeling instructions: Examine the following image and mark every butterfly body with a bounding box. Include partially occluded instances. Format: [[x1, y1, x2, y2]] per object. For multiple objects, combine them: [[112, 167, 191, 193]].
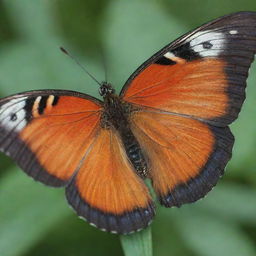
[[101, 89, 149, 178], [1, 11, 256, 234]]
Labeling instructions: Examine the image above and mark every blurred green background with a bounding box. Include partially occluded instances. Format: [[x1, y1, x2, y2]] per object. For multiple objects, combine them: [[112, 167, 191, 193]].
[[0, 0, 256, 255]]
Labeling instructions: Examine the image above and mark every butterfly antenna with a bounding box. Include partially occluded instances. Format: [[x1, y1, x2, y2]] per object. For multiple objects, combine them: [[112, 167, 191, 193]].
[[60, 47, 102, 86]]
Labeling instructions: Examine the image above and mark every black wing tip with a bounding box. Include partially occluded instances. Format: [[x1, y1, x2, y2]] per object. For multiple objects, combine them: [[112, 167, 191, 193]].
[[159, 126, 234, 208], [65, 179, 156, 234]]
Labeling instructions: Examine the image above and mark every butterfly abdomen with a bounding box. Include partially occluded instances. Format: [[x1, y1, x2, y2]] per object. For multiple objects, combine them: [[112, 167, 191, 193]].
[[102, 95, 148, 178], [120, 130, 148, 179]]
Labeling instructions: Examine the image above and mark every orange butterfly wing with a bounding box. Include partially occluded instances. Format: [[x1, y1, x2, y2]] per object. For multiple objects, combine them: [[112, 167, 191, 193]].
[[122, 59, 228, 123], [0, 90, 155, 233], [121, 12, 256, 126], [0, 90, 102, 186], [130, 111, 233, 206], [66, 128, 155, 234], [121, 12, 256, 206]]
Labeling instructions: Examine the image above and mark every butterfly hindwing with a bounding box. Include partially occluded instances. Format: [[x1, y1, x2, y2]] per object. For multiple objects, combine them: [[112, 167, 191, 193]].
[[121, 11, 256, 126], [130, 110, 234, 207], [66, 128, 155, 234], [0, 90, 102, 186]]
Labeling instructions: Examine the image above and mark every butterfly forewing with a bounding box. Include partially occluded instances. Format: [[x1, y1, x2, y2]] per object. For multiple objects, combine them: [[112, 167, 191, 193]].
[[0, 90, 102, 186], [121, 11, 256, 126]]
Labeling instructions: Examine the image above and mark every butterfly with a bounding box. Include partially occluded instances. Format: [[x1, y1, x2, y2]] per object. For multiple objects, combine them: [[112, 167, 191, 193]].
[[0, 11, 256, 234]]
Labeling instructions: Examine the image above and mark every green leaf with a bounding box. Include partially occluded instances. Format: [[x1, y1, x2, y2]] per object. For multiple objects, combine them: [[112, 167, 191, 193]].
[[4, 0, 57, 41], [55, 0, 111, 56], [0, 0, 102, 98], [176, 212, 256, 256], [196, 182, 256, 224], [120, 227, 152, 256], [103, 0, 187, 92], [161, 0, 256, 29], [0, 168, 71, 256]]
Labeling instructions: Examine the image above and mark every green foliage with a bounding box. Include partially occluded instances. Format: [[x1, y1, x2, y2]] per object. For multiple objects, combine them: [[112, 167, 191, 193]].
[[120, 228, 152, 256], [0, 0, 256, 255], [0, 169, 70, 256]]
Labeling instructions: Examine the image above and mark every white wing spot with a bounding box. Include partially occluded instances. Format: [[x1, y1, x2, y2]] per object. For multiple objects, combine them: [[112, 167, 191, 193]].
[[47, 95, 55, 109], [89, 222, 97, 228], [229, 30, 238, 35], [0, 97, 27, 132], [33, 96, 42, 117], [187, 30, 226, 57], [164, 52, 176, 59]]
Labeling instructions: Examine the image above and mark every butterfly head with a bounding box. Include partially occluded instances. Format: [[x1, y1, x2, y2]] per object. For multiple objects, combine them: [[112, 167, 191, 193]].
[[99, 82, 115, 97]]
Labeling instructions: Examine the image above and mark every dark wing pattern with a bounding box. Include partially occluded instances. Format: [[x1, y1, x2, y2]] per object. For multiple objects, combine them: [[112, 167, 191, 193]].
[[121, 12, 256, 206]]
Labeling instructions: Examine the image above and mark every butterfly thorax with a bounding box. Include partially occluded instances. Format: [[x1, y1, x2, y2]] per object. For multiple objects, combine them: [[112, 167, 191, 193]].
[[101, 93, 148, 179]]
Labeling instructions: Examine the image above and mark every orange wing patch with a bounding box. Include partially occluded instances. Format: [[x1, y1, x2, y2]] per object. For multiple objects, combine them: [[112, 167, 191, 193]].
[[66, 128, 155, 234], [123, 59, 229, 123], [20, 96, 101, 182], [130, 111, 234, 207], [0, 93, 102, 186]]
